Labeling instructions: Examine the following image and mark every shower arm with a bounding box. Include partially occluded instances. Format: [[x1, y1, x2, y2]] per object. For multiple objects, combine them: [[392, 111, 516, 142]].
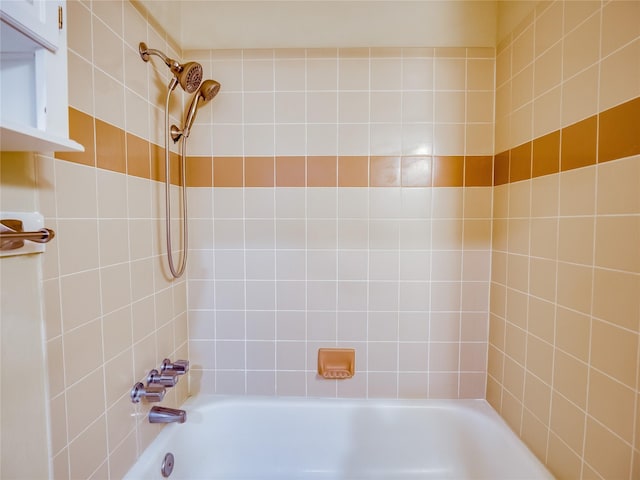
[[139, 42, 203, 95], [163, 81, 188, 278], [140, 43, 182, 75]]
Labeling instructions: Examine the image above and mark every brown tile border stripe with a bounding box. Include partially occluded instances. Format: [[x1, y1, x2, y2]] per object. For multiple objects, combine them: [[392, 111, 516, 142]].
[[402, 156, 432, 187], [126, 133, 150, 179], [338, 156, 368, 187], [58, 108, 495, 189], [245, 156, 274, 187], [150, 144, 165, 183], [495, 96, 640, 184], [494, 151, 509, 186], [276, 156, 305, 186], [58, 95, 640, 188], [170, 151, 182, 186], [95, 119, 126, 174], [58, 107, 185, 185], [465, 156, 493, 186], [599, 97, 640, 163], [371, 156, 401, 187], [56, 118, 494, 188], [55, 108, 95, 167], [510, 142, 531, 182], [561, 115, 597, 171], [532, 131, 560, 178], [188, 155, 493, 188], [185, 156, 213, 187], [433, 156, 463, 187], [213, 156, 243, 187], [308, 156, 337, 187]]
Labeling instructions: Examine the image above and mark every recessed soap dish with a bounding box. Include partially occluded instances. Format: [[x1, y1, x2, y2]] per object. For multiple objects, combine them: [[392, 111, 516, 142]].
[[317, 348, 355, 379]]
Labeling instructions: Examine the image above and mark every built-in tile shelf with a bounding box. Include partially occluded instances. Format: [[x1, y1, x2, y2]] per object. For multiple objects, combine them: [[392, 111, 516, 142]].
[[0, 1, 83, 152]]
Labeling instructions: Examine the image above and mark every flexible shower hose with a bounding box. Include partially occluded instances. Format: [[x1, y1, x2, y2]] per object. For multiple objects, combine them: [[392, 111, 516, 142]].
[[164, 81, 188, 279]]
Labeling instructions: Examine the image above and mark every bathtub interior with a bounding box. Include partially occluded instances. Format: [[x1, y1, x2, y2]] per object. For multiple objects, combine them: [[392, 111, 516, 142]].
[[124, 396, 552, 480]]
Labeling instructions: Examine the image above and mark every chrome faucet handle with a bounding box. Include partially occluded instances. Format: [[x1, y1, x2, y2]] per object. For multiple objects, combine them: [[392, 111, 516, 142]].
[[130, 382, 166, 403], [147, 369, 179, 387], [161, 358, 189, 375]]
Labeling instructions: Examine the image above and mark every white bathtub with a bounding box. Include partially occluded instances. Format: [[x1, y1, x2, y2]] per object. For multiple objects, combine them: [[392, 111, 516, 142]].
[[124, 395, 553, 479]]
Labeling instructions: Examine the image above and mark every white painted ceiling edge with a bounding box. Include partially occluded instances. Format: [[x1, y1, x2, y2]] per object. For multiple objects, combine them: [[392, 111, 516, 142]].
[[138, 0, 538, 51]]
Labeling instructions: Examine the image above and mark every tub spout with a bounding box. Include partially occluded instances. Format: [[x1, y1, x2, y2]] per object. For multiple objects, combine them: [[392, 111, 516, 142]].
[[149, 406, 187, 424]]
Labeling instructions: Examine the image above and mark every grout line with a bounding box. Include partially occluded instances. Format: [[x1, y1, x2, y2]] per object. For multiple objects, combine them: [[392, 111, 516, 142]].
[[89, 4, 113, 476], [45, 150, 70, 475], [396, 53, 404, 399], [484, 41, 498, 403], [456, 52, 469, 399], [333, 50, 340, 399], [577, 3, 604, 474], [120, 2, 139, 468], [365, 50, 371, 399], [494, 33, 515, 420], [424, 53, 436, 399], [517, 11, 537, 443]]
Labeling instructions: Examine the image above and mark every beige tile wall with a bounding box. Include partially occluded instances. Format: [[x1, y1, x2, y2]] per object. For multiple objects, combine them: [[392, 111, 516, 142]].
[[27, 3, 498, 477], [21, 0, 640, 478], [188, 185, 493, 398], [489, 1, 640, 479], [38, 2, 189, 478], [185, 47, 495, 398], [188, 47, 495, 158], [0, 153, 51, 479]]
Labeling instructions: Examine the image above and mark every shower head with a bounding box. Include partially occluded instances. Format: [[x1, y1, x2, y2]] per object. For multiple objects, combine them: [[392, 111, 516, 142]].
[[199, 79, 222, 102], [139, 42, 203, 94], [176, 62, 203, 94], [181, 80, 221, 139]]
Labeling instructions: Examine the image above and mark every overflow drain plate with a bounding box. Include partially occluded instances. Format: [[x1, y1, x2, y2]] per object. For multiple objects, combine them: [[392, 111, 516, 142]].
[[161, 452, 175, 478]]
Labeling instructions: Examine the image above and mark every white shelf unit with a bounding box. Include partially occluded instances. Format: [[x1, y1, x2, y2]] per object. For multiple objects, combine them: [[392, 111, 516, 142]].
[[0, 0, 83, 152]]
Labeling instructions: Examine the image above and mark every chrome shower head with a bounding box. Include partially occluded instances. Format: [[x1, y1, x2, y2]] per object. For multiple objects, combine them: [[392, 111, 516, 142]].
[[180, 79, 221, 139], [139, 42, 203, 94]]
